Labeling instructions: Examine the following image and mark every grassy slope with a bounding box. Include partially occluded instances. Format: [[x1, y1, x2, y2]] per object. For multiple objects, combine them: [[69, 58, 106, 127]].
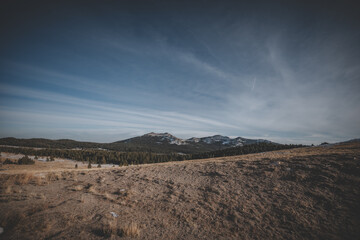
[[0, 142, 359, 239]]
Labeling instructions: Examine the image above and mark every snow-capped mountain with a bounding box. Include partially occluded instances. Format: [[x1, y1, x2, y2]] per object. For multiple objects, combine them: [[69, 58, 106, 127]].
[[186, 134, 270, 147], [137, 132, 271, 147], [188, 135, 244, 146]]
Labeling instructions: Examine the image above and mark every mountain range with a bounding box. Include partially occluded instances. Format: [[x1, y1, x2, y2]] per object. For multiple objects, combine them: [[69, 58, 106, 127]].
[[0, 132, 272, 154]]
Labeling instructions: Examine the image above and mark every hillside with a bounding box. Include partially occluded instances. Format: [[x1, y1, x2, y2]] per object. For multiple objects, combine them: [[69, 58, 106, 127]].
[[0, 137, 100, 149], [0, 133, 273, 154], [0, 142, 359, 239], [108, 133, 271, 154]]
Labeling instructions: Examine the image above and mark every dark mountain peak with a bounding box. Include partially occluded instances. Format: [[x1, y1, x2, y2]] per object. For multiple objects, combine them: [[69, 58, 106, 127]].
[[144, 132, 175, 138], [186, 137, 201, 143], [141, 132, 186, 145]]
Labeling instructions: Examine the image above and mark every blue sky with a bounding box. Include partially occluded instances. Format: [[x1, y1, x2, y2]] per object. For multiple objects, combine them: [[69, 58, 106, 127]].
[[0, 0, 359, 144]]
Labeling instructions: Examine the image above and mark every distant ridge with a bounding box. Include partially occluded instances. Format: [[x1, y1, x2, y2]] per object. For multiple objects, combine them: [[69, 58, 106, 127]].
[[0, 133, 273, 154], [340, 138, 360, 143]]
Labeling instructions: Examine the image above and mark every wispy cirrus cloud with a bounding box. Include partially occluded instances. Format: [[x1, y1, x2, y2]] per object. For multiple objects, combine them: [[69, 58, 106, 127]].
[[0, 1, 359, 144]]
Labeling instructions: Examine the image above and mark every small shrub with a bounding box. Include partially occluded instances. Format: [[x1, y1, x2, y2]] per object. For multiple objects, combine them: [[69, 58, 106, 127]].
[[93, 221, 117, 237], [46, 172, 60, 182], [18, 155, 35, 165], [93, 221, 140, 238], [4, 158, 14, 164], [88, 162, 92, 169], [121, 222, 140, 237]]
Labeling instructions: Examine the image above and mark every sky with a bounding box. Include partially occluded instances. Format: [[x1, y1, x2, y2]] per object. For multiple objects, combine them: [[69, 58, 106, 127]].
[[0, 0, 359, 144]]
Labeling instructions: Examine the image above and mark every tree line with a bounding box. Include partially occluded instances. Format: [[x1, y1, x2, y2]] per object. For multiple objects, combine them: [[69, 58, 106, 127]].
[[0, 142, 305, 166], [191, 142, 305, 159], [0, 147, 188, 166]]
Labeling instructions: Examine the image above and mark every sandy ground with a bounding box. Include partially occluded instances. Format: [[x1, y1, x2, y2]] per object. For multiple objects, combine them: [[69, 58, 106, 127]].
[[0, 142, 359, 239]]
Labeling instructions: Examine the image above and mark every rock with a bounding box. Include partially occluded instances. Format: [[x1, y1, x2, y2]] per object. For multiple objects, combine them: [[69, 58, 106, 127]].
[[270, 161, 281, 166], [110, 212, 118, 218]]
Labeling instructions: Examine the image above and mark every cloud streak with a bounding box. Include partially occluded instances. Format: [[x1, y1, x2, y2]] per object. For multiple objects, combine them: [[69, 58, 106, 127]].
[[0, 1, 359, 144]]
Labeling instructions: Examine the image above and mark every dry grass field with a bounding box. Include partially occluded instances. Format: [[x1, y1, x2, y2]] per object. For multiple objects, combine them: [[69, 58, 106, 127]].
[[0, 142, 359, 239]]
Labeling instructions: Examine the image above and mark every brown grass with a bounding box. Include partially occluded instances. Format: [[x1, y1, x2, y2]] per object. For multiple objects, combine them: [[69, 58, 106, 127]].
[[72, 185, 84, 191], [15, 173, 34, 185], [45, 172, 61, 182], [26, 203, 49, 216], [80, 194, 86, 203], [84, 184, 118, 202], [94, 220, 140, 238], [103, 192, 116, 201], [0, 211, 26, 234], [3, 185, 12, 194], [93, 220, 118, 238], [86, 184, 97, 194], [0, 173, 42, 186], [121, 222, 140, 237]]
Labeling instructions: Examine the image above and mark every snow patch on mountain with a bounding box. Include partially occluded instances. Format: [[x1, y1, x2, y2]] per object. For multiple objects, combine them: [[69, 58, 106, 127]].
[[187, 135, 246, 146], [186, 137, 200, 143], [144, 132, 271, 147]]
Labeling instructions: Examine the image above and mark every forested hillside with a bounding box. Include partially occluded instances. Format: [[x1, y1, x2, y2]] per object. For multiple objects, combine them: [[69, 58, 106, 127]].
[[191, 142, 306, 159], [0, 142, 305, 166]]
